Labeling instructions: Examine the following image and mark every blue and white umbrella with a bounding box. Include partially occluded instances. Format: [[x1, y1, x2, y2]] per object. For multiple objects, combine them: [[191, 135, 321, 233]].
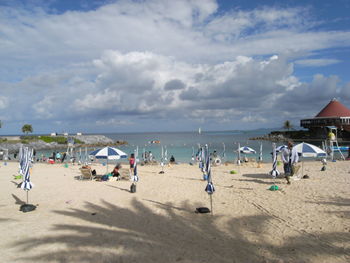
[[294, 142, 326, 158], [294, 142, 326, 177], [20, 147, 34, 191], [132, 159, 139, 182], [239, 146, 256, 154], [89, 146, 127, 160], [270, 143, 280, 178], [237, 143, 241, 165], [90, 146, 127, 172], [204, 145, 215, 214], [276, 145, 288, 153]]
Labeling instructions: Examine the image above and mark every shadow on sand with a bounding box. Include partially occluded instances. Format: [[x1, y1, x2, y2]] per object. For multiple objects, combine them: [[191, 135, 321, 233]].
[[10, 197, 350, 263]]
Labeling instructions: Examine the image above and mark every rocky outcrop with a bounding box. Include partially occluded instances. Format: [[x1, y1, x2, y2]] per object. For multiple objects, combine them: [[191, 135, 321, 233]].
[[0, 135, 126, 153]]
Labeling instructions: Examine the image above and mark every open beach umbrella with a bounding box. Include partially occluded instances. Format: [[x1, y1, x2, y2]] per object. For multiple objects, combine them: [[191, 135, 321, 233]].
[[294, 142, 326, 177], [294, 142, 327, 158], [90, 146, 128, 159], [204, 145, 215, 214], [276, 145, 288, 153], [239, 146, 256, 154], [89, 146, 127, 172]]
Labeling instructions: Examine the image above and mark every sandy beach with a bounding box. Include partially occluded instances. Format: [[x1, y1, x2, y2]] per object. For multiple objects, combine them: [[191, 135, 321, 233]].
[[0, 160, 349, 263]]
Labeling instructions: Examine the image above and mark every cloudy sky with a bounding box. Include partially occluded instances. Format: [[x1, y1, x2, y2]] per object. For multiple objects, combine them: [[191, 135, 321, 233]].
[[1, 0, 350, 134]]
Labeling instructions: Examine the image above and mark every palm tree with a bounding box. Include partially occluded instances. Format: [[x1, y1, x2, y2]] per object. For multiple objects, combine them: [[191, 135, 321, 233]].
[[22, 124, 33, 135], [283, 120, 293, 131]]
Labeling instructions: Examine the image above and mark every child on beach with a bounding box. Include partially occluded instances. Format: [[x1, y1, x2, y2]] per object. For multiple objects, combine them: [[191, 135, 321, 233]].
[[111, 163, 121, 180]]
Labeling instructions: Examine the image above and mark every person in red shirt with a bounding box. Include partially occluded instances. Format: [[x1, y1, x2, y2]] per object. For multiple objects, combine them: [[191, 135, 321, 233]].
[[129, 153, 135, 175]]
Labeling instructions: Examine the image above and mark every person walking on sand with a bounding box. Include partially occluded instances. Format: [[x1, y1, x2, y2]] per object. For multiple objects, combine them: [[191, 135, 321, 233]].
[[281, 141, 299, 184]]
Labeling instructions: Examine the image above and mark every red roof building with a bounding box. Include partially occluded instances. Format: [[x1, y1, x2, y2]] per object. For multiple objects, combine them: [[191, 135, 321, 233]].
[[301, 99, 350, 132]]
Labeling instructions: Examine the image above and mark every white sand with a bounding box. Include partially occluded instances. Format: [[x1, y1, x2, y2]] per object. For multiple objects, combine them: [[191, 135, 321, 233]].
[[0, 160, 349, 263]]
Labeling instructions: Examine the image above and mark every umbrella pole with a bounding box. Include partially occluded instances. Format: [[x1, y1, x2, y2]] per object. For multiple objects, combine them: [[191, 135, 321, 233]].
[[210, 194, 213, 215], [26, 190, 29, 204]]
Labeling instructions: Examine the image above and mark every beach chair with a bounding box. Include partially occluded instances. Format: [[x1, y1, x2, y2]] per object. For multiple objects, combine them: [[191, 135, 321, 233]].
[[79, 167, 93, 180]]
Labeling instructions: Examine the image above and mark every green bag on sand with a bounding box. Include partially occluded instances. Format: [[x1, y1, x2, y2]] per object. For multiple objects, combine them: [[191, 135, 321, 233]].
[[14, 175, 22, 180], [230, 170, 237, 174], [269, 185, 279, 191]]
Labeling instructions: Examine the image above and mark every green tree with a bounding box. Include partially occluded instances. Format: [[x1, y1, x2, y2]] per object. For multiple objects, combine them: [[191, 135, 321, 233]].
[[22, 124, 33, 135], [283, 120, 293, 131]]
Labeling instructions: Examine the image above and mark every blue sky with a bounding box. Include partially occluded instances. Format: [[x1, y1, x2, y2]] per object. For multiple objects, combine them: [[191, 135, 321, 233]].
[[1, 0, 350, 134]]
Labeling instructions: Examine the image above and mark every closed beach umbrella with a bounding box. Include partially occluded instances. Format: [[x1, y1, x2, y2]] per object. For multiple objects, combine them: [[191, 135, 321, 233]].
[[259, 142, 263, 162], [204, 145, 215, 214], [20, 147, 34, 191], [270, 143, 280, 178], [237, 143, 241, 165], [132, 159, 139, 182], [19, 147, 37, 212]]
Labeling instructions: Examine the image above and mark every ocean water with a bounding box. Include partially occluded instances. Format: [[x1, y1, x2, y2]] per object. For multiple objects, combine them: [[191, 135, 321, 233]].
[[101, 129, 278, 163], [18, 129, 334, 164]]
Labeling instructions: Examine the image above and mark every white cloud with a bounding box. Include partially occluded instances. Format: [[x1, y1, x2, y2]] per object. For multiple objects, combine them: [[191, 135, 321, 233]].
[[0, 96, 8, 109], [295, 58, 341, 67], [1, 0, 350, 132]]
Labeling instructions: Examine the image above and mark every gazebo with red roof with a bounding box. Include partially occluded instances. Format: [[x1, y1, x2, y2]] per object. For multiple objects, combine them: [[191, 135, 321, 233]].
[[300, 99, 350, 133]]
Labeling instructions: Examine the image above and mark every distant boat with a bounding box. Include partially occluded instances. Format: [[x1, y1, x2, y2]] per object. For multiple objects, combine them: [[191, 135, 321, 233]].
[[149, 140, 160, 144], [198, 128, 201, 134]]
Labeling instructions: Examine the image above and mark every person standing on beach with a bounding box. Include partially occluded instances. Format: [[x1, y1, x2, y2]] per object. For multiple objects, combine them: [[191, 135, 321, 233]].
[[281, 141, 299, 184], [129, 153, 135, 175]]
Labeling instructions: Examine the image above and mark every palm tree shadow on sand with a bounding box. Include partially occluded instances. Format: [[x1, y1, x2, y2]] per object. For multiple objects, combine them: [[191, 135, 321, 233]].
[[11, 198, 350, 263]]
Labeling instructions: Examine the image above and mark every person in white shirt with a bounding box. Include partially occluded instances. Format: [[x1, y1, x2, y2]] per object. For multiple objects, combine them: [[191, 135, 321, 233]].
[[281, 141, 299, 184]]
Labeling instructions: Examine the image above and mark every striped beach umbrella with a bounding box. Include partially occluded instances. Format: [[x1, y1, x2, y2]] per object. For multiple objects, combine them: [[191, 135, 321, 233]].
[[164, 146, 168, 162], [239, 146, 256, 154], [204, 145, 215, 214], [132, 159, 139, 182], [294, 142, 326, 158], [20, 147, 34, 190], [276, 145, 288, 153], [270, 143, 280, 178], [237, 143, 241, 165], [159, 145, 165, 174], [89, 146, 127, 160], [90, 146, 127, 172], [294, 142, 326, 177]]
